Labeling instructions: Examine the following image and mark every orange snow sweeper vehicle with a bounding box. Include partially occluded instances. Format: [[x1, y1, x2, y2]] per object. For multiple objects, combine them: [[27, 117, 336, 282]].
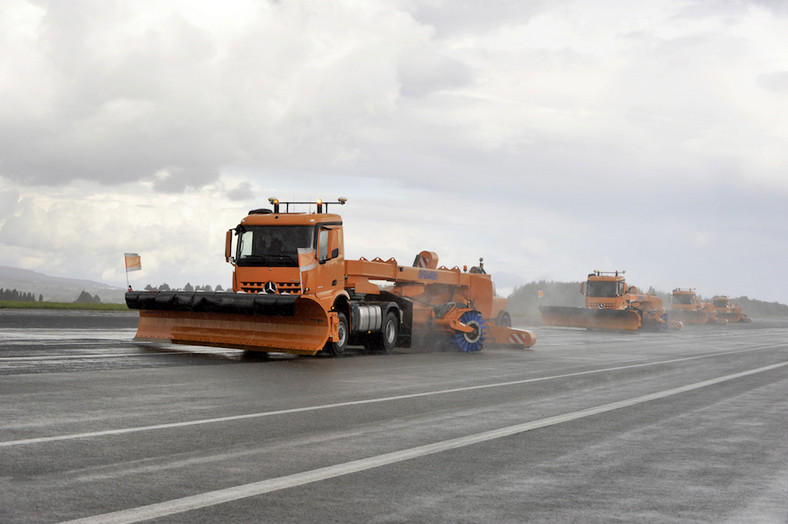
[[539, 270, 682, 331], [126, 198, 535, 356], [711, 295, 752, 323], [669, 288, 727, 325]]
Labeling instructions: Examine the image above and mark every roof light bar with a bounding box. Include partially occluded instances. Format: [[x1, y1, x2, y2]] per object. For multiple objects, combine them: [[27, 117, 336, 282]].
[[264, 198, 348, 214]]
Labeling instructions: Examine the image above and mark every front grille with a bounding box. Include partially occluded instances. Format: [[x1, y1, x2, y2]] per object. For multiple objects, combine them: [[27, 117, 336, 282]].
[[241, 281, 302, 294], [590, 302, 615, 309]]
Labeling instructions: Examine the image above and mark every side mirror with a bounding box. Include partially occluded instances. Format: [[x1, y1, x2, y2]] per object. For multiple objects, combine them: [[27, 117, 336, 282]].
[[318, 228, 329, 263], [327, 228, 340, 258], [225, 230, 234, 264], [580, 282, 585, 296]]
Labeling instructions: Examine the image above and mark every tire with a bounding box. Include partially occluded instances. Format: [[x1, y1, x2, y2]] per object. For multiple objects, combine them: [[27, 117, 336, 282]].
[[327, 312, 349, 356], [241, 350, 270, 360], [496, 310, 512, 328], [369, 311, 398, 353]]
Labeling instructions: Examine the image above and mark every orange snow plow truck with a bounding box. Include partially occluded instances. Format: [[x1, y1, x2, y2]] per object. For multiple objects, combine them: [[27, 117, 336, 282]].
[[539, 270, 682, 331], [126, 198, 535, 356], [711, 295, 752, 323], [669, 288, 727, 325]]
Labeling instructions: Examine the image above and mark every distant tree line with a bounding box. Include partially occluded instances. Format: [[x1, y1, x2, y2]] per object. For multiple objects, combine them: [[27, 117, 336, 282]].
[[729, 296, 788, 317], [75, 291, 102, 303], [0, 288, 43, 302], [507, 280, 584, 316], [506, 281, 787, 318], [142, 283, 225, 292]]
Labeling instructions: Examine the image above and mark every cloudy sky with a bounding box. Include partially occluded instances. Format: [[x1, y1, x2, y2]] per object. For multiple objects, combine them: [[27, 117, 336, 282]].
[[1, 0, 787, 303]]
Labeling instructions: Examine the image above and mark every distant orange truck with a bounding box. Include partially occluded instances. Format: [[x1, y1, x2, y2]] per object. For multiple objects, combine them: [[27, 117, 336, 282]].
[[540, 270, 682, 331]]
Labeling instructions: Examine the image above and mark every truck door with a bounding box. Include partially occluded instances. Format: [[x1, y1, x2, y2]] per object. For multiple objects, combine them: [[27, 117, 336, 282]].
[[316, 226, 344, 293]]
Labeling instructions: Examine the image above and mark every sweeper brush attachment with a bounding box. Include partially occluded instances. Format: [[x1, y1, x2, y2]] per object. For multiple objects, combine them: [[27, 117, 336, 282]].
[[452, 310, 487, 352]]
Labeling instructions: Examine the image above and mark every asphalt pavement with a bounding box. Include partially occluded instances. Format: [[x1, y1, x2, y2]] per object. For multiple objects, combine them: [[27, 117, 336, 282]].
[[1, 310, 787, 523]]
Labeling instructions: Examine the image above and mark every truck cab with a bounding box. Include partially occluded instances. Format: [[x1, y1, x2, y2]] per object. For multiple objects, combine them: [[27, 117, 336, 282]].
[[582, 271, 628, 309], [671, 288, 700, 310], [226, 200, 347, 306]]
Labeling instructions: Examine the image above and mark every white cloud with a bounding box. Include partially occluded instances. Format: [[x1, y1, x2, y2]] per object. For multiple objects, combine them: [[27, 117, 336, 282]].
[[1, 0, 788, 303], [0, 177, 242, 288]]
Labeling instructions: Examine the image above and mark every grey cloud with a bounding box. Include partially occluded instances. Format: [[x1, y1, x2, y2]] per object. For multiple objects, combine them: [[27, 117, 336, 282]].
[[0, 188, 21, 229], [678, 0, 788, 18], [744, 0, 788, 13], [149, 166, 220, 192], [0, 1, 441, 192], [398, 51, 473, 98], [2, 1, 788, 303], [227, 181, 255, 201], [1, 2, 226, 189]]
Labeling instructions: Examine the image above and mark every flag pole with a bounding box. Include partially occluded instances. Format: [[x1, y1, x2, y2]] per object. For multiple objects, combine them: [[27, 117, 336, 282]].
[[124, 253, 142, 291]]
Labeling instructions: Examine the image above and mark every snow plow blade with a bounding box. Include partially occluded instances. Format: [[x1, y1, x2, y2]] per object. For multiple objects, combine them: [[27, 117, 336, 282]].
[[126, 291, 332, 355], [540, 305, 641, 331], [669, 310, 709, 325]]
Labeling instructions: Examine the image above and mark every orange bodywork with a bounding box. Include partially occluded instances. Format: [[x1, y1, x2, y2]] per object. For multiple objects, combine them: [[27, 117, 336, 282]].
[[669, 288, 727, 325], [711, 295, 751, 323], [540, 271, 681, 331], [343, 252, 534, 348], [129, 205, 535, 355]]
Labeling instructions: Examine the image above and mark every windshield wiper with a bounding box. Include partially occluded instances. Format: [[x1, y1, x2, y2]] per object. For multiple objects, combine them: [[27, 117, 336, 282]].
[[239, 254, 297, 266]]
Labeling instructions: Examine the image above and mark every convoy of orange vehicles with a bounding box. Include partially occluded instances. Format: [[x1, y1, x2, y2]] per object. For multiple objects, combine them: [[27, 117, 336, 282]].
[[539, 270, 683, 331], [669, 288, 728, 325], [126, 198, 752, 354]]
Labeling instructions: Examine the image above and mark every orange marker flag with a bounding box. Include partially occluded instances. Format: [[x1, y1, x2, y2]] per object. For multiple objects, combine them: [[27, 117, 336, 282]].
[[124, 253, 142, 272], [297, 248, 317, 293], [298, 248, 317, 271]]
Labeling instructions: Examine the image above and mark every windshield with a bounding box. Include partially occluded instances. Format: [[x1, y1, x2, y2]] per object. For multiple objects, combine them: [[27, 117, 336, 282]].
[[585, 280, 621, 298], [236, 225, 315, 267], [713, 298, 729, 308], [673, 294, 694, 305]]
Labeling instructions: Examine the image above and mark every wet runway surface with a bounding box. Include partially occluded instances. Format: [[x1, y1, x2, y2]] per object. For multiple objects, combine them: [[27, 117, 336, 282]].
[[2, 309, 787, 523]]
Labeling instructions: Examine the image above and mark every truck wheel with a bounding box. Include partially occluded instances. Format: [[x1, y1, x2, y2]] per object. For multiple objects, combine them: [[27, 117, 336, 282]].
[[495, 310, 511, 327], [370, 311, 398, 353], [327, 312, 349, 356]]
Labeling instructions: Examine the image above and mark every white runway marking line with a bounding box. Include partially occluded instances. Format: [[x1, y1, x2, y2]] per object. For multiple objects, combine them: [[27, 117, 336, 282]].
[[0, 353, 177, 361], [2, 343, 785, 448], [61, 360, 788, 524]]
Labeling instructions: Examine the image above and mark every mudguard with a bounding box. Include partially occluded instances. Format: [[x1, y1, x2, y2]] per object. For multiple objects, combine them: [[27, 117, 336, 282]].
[[486, 323, 537, 348]]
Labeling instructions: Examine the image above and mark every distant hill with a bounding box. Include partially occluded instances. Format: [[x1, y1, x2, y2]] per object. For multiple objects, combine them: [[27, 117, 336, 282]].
[[506, 280, 788, 318], [0, 266, 126, 304]]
